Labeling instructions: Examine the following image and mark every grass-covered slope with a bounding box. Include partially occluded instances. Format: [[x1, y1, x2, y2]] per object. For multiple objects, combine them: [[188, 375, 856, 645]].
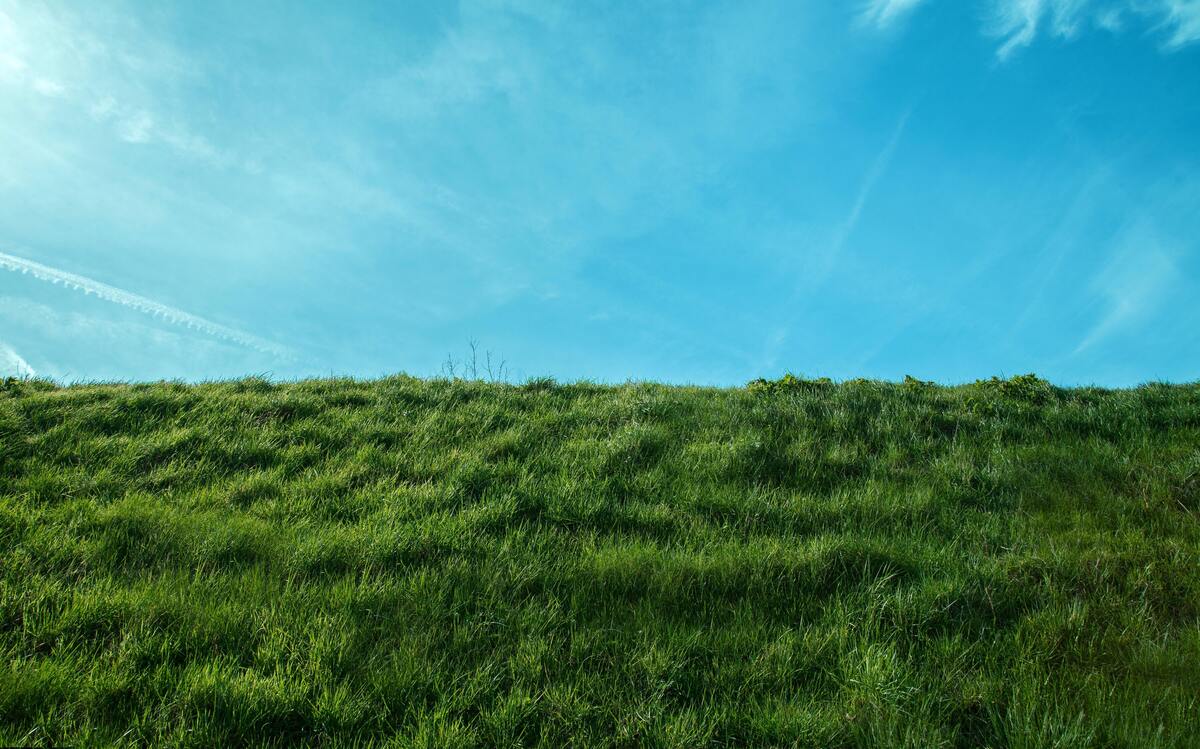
[[1, 375, 1198, 747]]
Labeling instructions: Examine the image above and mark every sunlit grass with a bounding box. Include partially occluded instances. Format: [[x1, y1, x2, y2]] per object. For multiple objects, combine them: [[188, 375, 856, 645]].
[[1, 375, 1198, 747]]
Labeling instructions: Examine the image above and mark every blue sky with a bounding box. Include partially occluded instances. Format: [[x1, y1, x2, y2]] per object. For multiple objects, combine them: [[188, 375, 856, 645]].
[[1, 0, 1198, 385]]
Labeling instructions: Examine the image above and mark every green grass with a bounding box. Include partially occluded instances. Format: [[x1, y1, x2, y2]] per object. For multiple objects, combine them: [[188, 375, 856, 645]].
[[1, 374, 1198, 747]]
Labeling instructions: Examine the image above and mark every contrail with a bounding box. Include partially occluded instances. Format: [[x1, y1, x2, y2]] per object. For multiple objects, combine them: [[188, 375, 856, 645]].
[[0, 342, 35, 377], [764, 107, 914, 365], [828, 106, 912, 266], [0, 249, 292, 358]]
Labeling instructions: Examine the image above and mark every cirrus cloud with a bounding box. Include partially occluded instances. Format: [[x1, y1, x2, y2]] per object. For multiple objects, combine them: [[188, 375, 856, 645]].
[[0, 341, 35, 377], [860, 0, 930, 28], [861, 0, 1200, 57], [988, 0, 1200, 57]]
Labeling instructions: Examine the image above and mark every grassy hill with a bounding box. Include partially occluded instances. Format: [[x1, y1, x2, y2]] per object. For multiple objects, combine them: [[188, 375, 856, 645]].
[[1, 374, 1198, 747]]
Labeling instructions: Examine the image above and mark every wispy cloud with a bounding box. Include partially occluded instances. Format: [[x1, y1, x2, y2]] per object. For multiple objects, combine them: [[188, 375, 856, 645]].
[[991, 0, 1045, 60], [787, 106, 913, 288], [861, 1, 1200, 56], [1162, 0, 1200, 48], [0, 4, 233, 167], [831, 108, 913, 263], [1006, 167, 1113, 341], [0, 249, 292, 358], [0, 341, 35, 377], [1072, 228, 1179, 355], [860, 0, 930, 29], [764, 107, 913, 369], [0, 296, 276, 382], [30, 76, 65, 97], [88, 99, 224, 161], [990, 0, 1200, 57]]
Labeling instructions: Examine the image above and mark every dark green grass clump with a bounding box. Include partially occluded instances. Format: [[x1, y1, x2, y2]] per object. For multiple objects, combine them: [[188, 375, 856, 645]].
[[2, 374, 1198, 747]]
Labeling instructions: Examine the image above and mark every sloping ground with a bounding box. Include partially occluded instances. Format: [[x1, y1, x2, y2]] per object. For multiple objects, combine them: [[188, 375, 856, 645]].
[[1, 375, 1198, 747]]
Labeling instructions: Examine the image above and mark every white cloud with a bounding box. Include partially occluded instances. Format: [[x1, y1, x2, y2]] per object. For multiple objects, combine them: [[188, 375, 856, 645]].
[[0, 296, 276, 383], [117, 110, 155, 143], [0, 249, 292, 358], [1048, 0, 1092, 37], [861, 0, 930, 28], [31, 77, 65, 97], [89, 95, 117, 120], [1095, 8, 1125, 31], [0, 341, 35, 377], [369, 23, 539, 121], [991, 0, 1045, 59], [1162, 0, 1200, 48], [0, 11, 29, 81], [865, 1, 1200, 56], [0, 4, 234, 166], [1073, 226, 1179, 355], [0, 51, 26, 76], [990, 0, 1200, 56]]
